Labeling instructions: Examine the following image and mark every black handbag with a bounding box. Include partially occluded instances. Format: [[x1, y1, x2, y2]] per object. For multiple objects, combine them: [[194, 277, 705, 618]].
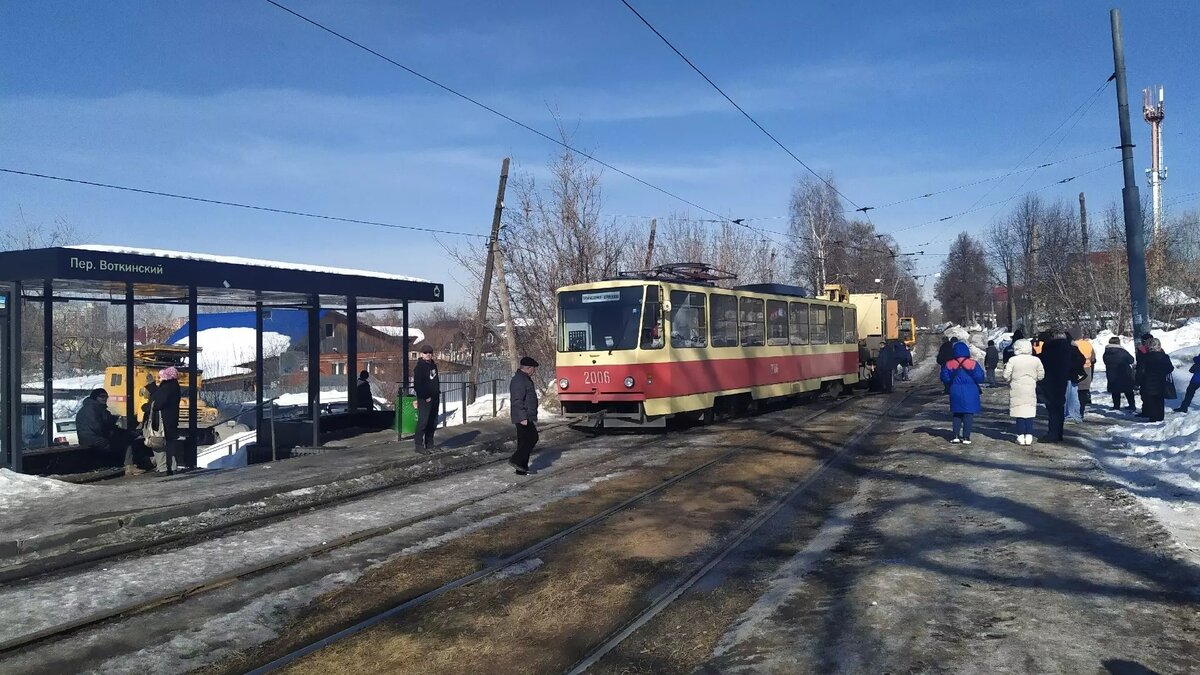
[[1164, 371, 1178, 400]]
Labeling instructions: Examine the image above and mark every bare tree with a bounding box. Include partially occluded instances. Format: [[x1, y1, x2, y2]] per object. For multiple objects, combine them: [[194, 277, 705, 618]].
[[652, 214, 780, 286], [788, 176, 845, 293], [1, 206, 80, 251], [936, 233, 990, 325]]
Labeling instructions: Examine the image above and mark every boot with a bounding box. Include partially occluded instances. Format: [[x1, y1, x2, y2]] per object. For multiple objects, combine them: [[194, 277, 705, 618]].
[[125, 464, 147, 477]]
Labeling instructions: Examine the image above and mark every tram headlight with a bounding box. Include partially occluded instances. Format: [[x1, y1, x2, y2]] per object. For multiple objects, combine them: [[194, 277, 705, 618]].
[[558, 378, 569, 390], [624, 376, 635, 389]]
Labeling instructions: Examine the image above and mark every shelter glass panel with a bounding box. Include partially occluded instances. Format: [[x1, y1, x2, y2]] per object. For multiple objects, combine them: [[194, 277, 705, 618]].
[[669, 291, 707, 348], [766, 300, 789, 346], [828, 306, 844, 344], [739, 297, 765, 347], [789, 302, 809, 345], [809, 304, 828, 344], [710, 294, 738, 347], [558, 285, 645, 352]]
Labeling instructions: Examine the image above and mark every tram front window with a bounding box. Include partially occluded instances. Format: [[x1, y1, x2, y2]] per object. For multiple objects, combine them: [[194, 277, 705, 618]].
[[558, 286, 646, 352]]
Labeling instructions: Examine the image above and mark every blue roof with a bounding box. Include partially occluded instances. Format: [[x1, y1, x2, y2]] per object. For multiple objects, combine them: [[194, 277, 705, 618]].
[[167, 309, 331, 344]]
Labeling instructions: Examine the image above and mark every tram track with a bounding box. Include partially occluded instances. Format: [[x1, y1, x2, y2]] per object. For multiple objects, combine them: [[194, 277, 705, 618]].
[[242, 392, 869, 674], [0, 393, 854, 660]]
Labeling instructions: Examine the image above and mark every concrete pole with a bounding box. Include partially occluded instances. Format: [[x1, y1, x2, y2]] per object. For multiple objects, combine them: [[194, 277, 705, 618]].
[[469, 158, 509, 403], [1110, 9, 1151, 340]]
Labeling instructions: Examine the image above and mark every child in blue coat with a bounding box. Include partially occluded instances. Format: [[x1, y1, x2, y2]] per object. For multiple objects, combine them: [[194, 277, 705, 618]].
[[940, 341, 986, 443], [1173, 353, 1200, 413]]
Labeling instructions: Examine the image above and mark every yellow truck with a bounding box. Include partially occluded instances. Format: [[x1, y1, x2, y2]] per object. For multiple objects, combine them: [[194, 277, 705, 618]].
[[103, 345, 219, 427], [898, 316, 917, 349]]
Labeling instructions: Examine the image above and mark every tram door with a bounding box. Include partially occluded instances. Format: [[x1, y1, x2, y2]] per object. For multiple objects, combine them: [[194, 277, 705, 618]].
[[0, 286, 10, 468]]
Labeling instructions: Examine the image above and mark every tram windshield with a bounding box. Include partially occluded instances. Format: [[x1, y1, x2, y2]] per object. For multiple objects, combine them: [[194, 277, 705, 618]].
[[558, 286, 646, 352]]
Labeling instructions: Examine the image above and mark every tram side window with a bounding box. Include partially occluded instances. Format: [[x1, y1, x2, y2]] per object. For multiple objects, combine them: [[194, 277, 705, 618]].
[[845, 307, 857, 343], [640, 286, 664, 349], [789, 302, 809, 345], [809, 304, 828, 344], [739, 297, 765, 347], [766, 300, 789, 346], [710, 294, 738, 347], [828, 306, 844, 344], [669, 291, 707, 348]]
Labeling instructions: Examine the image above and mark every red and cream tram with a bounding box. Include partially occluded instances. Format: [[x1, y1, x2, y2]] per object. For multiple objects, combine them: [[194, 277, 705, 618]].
[[555, 263, 860, 427]]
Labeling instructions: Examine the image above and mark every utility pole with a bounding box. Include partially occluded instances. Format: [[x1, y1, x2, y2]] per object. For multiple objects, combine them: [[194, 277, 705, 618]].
[[494, 240, 520, 373], [644, 218, 657, 269], [468, 158, 509, 403], [1111, 9, 1151, 340], [1028, 216, 1039, 332]]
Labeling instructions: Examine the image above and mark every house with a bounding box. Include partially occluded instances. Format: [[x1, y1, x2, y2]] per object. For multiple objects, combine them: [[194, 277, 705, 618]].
[[416, 319, 500, 364]]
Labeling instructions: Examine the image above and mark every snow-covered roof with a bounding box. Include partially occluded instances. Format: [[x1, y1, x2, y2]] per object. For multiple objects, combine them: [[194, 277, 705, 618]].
[[66, 245, 431, 284], [371, 326, 424, 343], [173, 328, 291, 379]]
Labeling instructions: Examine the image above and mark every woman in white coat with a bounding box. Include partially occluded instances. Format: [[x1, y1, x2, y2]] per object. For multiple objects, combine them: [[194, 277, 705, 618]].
[[1004, 338, 1045, 445]]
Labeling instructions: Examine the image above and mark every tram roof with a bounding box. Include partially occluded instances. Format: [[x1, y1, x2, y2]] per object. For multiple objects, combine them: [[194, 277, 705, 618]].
[[0, 245, 444, 308]]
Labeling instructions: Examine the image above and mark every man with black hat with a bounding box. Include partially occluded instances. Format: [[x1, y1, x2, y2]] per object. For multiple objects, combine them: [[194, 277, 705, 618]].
[[413, 345, 440, 453], [508, 356, 540, 475]]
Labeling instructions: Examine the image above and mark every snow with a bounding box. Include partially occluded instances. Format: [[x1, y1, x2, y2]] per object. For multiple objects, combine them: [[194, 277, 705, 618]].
[[371, 326, 424, 343], [1156, 286, 1200, 307], [270, 389, 388, 408], [66, 245, 432, 283], [1083, 319, 1200, 560], [0, 469, 81, 508], [21, 373, 105, 392], [172, 327, 290, 379]]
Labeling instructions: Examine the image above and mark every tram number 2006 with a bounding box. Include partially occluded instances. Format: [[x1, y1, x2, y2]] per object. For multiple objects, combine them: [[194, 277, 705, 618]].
[[583, 371, 612, 385]]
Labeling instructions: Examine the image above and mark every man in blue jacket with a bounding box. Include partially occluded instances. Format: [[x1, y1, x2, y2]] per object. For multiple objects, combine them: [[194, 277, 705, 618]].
[[1174, 353, 1200, 413]]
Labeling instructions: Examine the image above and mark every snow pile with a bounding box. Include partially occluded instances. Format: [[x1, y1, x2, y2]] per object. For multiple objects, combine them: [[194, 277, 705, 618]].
[[0, 469, 81, 508], [371, 326, 424, 344], [1157, 287, 1200, 307], [271, 390, 388, 408], [941, 324, 986, 363], [173, 328, 290, 379]]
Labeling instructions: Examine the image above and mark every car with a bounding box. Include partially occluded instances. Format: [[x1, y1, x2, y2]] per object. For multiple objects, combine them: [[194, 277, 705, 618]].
[[51, 418, 79, 446]]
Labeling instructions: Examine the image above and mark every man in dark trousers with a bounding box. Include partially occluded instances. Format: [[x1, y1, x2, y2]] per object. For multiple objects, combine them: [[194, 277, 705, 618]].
[[76, 388, 144, 476], [985, 340, 1000, 387], [413, 345, 440, 454], [356, 370, 374, 411], [874, 341, 895, 393], [1038, 331, 1082, 443], [508, 356, 540, 476]]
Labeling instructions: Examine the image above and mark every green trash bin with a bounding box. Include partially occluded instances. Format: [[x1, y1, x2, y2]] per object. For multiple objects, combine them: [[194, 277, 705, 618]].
[[395, 395, 418, 435]]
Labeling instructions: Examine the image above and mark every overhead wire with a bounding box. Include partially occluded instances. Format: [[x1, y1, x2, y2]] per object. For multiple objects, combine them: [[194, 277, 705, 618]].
[[0, 167, 488, 238]]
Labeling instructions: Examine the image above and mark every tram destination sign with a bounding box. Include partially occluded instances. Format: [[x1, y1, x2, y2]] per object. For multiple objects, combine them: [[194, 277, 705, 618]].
[[581, 291, 622, 303]]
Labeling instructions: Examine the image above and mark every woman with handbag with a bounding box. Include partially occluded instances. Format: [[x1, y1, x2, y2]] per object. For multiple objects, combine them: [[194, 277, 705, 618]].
[[1139, 338, 1176, 423], [149, 366, 182, 474]]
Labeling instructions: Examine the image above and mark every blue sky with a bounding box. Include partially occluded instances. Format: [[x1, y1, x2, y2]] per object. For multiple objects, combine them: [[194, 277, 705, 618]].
[[2, 1, 1197, 308]]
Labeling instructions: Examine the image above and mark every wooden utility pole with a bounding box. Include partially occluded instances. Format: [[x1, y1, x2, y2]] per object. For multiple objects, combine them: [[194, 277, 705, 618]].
[[494, 240, 520, 372], [468, 158, 509, 403], [644, 218, 657, 269]]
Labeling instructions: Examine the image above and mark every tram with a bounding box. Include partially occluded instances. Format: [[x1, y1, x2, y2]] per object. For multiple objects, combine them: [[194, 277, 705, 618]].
[[555, 263, 860, 427]]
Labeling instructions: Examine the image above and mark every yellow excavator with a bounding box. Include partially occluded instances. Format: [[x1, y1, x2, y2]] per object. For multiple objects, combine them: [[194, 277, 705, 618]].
[[103, 345, 219, 428]]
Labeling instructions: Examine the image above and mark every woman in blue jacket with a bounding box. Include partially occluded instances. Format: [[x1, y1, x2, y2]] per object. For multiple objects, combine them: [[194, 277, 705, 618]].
[[940, 341, 986, 444]]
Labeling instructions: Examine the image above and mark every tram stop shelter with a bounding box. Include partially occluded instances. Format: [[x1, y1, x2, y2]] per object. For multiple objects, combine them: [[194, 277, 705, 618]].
[[0, 245, 443, 473]]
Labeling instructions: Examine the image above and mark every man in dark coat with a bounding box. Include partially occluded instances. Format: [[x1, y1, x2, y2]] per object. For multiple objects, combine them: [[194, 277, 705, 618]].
[[936, 337, 956, 367], [356, 370, 374, 411], [894, 341, 913, 381], [875, 341, 895, 393], [149, 367, 182, 474], [1102, 337, 1136, 410], [1038, 331, 1082, 442], [508, 357, 540, 476], [1134, 333, 1153, 416], [76, 388, 143, 475], [1139, 338, 1174, 422], [985, 340, 1000, 386], [1003, 329, 1024, 363], [412, 345, 440, 454]]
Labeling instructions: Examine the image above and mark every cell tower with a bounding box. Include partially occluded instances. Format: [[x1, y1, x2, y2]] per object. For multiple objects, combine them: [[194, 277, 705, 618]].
[[1142, 85, 1166, 237]]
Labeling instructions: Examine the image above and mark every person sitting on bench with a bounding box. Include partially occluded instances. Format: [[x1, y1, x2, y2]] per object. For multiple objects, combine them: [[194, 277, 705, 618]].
[[76, 388, 146, 476]]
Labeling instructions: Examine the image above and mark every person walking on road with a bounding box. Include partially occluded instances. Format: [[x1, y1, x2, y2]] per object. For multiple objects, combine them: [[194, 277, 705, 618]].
[[896, 341, 913, 381], [984, 340, 1000, 387], [356, 370, 374, 411], [413, 345, 440, 454], [1139, 338, 1175, 423], [1174, 353, 1200, 413], [940, 341, 985, 444], [508, 357, 541, 476], [149, 367, 183, 474], [1004, 338, 1045, 446], [1103, 336, 1137, 411], [1038, 331, 1082, 443], [875, 341, 895, 393]]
